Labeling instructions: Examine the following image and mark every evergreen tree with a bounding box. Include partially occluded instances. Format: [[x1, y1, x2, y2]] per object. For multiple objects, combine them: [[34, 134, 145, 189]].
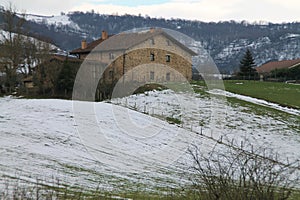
[[57, 59, 75, 96], [239, 49, 257, 79]]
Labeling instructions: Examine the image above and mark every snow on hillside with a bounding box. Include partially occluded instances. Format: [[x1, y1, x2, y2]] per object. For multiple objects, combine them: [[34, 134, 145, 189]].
[[0, 29, 58, 51], [25, 14, 81, 31], [0, 30, 19, 42], [280, 33, 300, 40], [111, 89, 300, 163], [0, 95, 211, 191], [8, 11, 300, 72], [216, 37, 271, 61], [0, 89, 300, 191]]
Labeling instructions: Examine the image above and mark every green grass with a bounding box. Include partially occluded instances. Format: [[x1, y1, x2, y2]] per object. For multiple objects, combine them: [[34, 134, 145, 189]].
[[0, 176, 198, 200], [3, 177, 299, 200], [166, 116, 181, 125], [224, 80, 300, 109], [290, 190, 300, 200]]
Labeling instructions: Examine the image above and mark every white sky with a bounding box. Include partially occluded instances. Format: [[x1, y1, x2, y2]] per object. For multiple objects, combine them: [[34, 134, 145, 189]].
[[1, 0, 300, 23]]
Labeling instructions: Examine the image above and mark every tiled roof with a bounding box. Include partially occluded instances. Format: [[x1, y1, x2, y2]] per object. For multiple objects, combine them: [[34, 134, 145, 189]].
[[70, 37, 111, 54], [94, 30, 163, 51], [256, 59, 300, 73], [70, 29, 197, 56]]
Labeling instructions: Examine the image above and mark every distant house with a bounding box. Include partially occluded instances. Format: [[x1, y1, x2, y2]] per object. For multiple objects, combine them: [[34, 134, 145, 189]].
[[70, 28, 196, 85], [23, 54, 82, 95], [22, 76, 34, 89], [256, 59, 300, 74], [255, 59, 300, 81]]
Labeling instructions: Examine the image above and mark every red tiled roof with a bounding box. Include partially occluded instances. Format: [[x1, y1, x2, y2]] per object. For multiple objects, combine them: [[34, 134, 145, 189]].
[[70, 36, 113, 54], [256, 59, 300, 73]]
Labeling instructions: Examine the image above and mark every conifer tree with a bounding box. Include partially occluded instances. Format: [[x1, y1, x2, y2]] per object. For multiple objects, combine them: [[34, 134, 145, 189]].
[[239, 49, 257, 79], [57, 60, 73, 95]]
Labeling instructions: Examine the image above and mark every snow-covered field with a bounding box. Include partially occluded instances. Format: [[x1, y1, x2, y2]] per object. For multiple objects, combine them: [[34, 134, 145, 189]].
[[0, 95, 205, 191], [111, 90, 300, 162], [0, 89, 299, 192]]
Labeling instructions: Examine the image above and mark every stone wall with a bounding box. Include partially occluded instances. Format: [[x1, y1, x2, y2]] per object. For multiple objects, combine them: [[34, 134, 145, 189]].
[[101, 48, 192, 84]]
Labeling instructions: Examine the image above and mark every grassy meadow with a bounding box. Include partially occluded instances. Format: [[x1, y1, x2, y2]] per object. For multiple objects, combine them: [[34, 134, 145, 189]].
[[223, 80, 300, 109]]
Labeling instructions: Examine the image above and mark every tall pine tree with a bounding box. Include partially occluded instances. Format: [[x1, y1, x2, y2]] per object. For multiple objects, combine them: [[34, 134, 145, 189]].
[[239, 49, 257, 79]]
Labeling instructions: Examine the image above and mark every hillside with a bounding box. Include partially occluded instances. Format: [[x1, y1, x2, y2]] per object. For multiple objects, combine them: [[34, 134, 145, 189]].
[[1, 88, 300, 194], [1, 10, 300, 73]]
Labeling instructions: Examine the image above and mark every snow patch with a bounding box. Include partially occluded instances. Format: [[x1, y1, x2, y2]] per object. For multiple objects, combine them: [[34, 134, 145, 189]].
[[280, 33, 300, 40], [25, 14, 81, 31], [208, 89, 300, 116]]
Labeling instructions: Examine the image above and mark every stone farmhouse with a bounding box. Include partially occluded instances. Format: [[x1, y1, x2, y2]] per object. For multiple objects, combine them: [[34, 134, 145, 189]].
[[70, 28, 196, 87]]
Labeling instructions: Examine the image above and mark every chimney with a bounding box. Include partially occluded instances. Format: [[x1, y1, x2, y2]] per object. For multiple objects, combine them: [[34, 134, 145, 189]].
[[81, 39, 87, 49], [102, 30, 108, 40], [149, 27, 155, 33]]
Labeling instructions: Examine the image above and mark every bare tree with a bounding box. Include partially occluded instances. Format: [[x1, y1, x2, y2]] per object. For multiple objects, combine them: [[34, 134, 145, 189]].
[[0, 3, 27, 93], [19, 36, 37, 76], [33, 41, 56, 95], [188, 140, 300, 200], [0, 4, 55, 95]]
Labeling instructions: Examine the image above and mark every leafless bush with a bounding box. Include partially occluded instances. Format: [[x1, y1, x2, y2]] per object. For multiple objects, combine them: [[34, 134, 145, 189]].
[[0, 177, 105, 199], [188, 140, 300, 200]]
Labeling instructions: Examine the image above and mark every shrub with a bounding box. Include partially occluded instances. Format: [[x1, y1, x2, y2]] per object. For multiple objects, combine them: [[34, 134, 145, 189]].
[[188, 140, 300, 200], [166, 117, 181, 125]]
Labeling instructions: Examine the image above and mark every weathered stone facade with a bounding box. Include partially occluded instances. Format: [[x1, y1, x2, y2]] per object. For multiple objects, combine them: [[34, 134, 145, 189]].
[[99, 48, 192, 84], [71, 28, 196, 100], [90, 31, 194, 83]]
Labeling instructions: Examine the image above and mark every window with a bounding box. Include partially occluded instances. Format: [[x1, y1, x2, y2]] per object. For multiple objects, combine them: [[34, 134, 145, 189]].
[[166, 73, 170, 81], [109, 52, 114, 60], [150, 71, 155, 80], [150, 53, 155, 61], [166, 55, 171, 62], [166, 40, 171, 46], [109, 70, 113, 78], [150, 38, 155, 45]]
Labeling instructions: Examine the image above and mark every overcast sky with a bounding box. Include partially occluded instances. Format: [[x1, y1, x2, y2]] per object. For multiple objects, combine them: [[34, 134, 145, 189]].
[[1, 0, 299, 23]]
